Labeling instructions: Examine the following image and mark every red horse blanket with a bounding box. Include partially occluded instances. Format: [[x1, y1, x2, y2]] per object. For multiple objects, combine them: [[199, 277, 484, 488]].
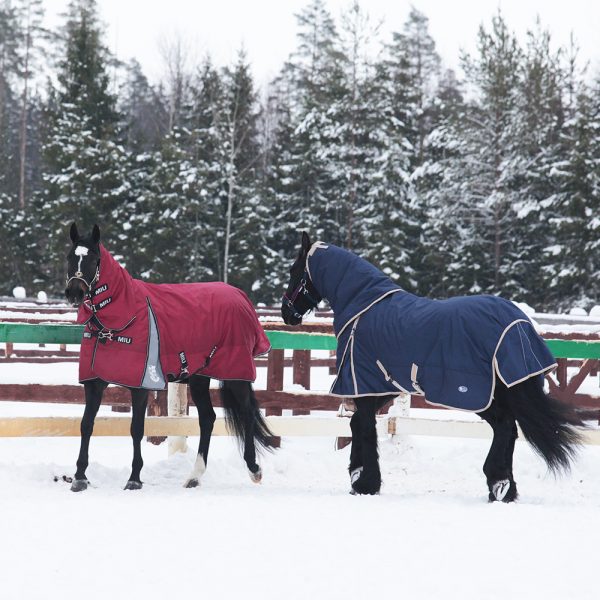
[[78, 245, 270, 389]]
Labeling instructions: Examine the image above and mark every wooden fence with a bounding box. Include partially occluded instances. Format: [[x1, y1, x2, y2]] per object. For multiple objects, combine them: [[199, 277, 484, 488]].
[[1, 319, 600, 442]]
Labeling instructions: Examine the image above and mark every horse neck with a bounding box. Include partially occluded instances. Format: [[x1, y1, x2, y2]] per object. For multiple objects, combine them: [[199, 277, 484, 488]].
[[307, 243, 401, 333], [91, 245, 138, 323]]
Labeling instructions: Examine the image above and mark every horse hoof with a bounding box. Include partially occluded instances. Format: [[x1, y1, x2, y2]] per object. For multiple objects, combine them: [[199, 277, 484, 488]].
[[249, 467, 262, 484], [350, 469, 381, 495], [124, 480, 143, 491], [70, 479, 89, 492], [184, 478, 200, 488]]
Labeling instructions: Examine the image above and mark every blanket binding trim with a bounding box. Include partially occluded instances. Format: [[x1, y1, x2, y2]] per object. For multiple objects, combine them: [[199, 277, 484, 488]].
[[422, 318, 558, 413]]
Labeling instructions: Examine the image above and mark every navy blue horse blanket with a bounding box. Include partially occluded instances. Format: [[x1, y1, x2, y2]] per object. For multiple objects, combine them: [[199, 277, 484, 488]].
[[306, 242, 556, 412]]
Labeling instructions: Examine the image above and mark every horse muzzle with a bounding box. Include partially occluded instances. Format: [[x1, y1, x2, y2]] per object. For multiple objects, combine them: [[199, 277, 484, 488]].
[[65, 279, 86, 306]]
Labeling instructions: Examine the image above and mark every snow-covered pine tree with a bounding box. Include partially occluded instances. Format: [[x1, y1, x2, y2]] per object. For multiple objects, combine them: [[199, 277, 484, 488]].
[[366, 6, 443, 291], [37, 0, 130, 291], [542, 63, 600, 309], [499, 23, 568, 306], [426, 13, 522, 297], [119, 59, 168, 153], [218, 52, 270, 299], [276, 0, 345, 246]]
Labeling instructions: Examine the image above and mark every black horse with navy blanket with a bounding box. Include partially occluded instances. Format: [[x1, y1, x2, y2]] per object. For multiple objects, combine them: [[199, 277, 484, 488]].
[[282, 233, 583, 500]]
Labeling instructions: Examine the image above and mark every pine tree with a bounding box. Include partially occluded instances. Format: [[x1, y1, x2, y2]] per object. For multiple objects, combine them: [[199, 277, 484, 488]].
[[119, 59, 168, 153], [419, 13, 522, 297], [37, 0, 129, 291], [277, 0, 345, 246], [543, 70, 600, 308]]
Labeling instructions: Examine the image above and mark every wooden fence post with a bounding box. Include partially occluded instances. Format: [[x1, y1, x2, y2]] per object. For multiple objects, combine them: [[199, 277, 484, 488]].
[[168, 382, 188, 455], [292, 349, 311, 389], [147, 390, 167, 445], [267, 349, 284, 391]]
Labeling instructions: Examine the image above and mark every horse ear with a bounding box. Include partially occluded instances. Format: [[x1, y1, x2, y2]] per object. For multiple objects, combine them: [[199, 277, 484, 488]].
[[70, 222, 79, 244], [301, 231, 311, 254], [91, 224, 100, 245]]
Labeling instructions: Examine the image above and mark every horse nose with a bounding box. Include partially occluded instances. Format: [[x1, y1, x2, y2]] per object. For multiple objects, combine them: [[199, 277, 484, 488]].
[[65, 281, 85, 305]]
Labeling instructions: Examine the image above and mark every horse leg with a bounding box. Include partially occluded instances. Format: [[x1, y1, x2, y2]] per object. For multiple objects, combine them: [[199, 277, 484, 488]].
[[184, 375, 215, 488], [350, 397, 381, 495], [480, 399, 518, 502], [221, 380, 264, 483], [348, 410, 363, 482], [72, 378, 107, 492], [124, 388, 148, 490]]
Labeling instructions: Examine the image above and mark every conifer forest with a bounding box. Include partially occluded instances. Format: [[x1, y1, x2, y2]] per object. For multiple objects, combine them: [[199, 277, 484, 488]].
[[0, 0, 598, 310]]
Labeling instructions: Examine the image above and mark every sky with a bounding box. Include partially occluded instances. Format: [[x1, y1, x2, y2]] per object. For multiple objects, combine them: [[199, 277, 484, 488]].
[[44, 0, 600, 85]]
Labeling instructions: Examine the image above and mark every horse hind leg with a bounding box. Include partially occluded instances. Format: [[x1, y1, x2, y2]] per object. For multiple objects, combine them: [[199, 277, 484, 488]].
[[480, 400, 518, 503], [221, 380, 269, 483], [185, 375, 215, 488]]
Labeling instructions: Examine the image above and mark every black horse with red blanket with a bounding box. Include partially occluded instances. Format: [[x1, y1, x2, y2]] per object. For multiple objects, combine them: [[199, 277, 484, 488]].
[[65, 223, 274, 492]]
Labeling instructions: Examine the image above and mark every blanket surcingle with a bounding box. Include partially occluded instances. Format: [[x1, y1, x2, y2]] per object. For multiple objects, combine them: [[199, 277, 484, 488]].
[[78, 245, 270, 389], [306, 242, 557, 412]]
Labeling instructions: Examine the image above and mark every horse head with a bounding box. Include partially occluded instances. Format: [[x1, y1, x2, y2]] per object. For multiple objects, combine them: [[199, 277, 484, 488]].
[[281, 232, 322, 325], [65, 222, 101, 307]]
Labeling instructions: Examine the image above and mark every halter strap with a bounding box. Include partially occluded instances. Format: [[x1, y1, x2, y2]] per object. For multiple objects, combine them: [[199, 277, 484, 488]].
[[282, 271, 321, 319]]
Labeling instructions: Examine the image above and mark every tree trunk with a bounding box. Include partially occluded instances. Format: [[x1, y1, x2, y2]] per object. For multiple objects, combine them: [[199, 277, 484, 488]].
[[19, 20, 32, 209]]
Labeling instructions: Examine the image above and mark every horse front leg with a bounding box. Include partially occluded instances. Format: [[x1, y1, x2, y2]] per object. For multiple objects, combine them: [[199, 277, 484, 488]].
[[124, 388, 148, 490], [350, 397, 381, 495], [185, 375, 215, 488], [72, 379, 107, 492]]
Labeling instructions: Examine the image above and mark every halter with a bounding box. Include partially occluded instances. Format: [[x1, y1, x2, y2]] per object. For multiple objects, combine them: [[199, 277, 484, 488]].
[[282, 271, 321, 320], [66, 246, 100, 292]]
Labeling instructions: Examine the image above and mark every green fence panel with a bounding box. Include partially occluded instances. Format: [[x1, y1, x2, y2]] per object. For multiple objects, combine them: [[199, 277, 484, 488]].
[[266, 330, 337, 350], [0, 323, 84, 344], [1, 322, 600, 358], [544, 339, 600, 360]]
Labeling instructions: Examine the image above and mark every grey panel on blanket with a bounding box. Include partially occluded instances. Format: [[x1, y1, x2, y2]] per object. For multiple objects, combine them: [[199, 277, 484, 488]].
[[142, 303, 165, 389]]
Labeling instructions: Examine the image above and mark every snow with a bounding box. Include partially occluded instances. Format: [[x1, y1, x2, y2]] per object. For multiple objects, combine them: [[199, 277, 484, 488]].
[[0, 365, 599, 599], [1, 320, 599, 599], [1, 417, 599, 600]]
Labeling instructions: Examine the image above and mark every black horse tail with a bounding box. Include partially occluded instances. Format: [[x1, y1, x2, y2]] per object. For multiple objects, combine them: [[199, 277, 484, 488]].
[[500, 377, 584, 474], [220, 381, 275, 452]]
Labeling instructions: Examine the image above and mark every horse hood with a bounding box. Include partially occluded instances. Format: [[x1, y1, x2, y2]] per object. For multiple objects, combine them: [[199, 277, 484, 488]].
[[77, 245, 270, 389]]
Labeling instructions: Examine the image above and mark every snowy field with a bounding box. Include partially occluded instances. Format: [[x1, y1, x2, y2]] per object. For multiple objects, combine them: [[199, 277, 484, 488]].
[[1, 334, 599, 600], [1, 400, 599, 600]]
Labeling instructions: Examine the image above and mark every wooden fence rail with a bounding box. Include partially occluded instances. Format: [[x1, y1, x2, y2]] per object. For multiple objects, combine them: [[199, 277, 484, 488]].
[[1, 322, 600, 431]]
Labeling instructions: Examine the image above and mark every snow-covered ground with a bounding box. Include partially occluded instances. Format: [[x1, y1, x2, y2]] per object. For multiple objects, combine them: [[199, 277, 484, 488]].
[[1, 339, 599, 599], [1, 402, 599, 598], [1, 421, 599, 600]]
